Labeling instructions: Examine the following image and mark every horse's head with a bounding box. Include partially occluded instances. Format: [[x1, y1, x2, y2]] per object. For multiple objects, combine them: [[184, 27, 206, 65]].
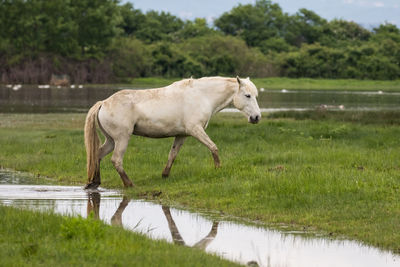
[[233, 76, 261, 124]]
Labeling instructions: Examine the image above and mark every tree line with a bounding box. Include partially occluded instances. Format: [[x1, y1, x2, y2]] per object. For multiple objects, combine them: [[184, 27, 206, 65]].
[[1, 0, 399, 83]]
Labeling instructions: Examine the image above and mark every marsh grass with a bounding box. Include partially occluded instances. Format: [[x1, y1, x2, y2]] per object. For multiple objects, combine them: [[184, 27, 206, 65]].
[[253, 77, 400, 91], [0, 112, 399, 253], [0, 205, 237, 266]]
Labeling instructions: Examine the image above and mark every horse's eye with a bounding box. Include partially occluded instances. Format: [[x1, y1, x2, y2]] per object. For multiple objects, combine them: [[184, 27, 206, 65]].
[[245, 94, 251, 98]]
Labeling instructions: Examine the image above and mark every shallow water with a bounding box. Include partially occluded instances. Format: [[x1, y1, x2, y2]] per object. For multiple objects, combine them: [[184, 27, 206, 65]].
[[2, 85, 400, 113], [0, 171, 398, 267]]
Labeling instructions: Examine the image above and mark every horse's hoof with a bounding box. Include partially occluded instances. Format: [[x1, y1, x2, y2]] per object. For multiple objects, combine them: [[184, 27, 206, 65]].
[[84, 182, 100, 190], [162, 173, 169, 178]]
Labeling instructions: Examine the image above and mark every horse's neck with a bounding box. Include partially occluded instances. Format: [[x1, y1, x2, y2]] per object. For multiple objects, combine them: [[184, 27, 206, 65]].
[[203, 78, 237, 114]]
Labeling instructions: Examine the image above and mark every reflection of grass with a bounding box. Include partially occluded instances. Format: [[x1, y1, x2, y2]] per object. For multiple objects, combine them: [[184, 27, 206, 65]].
[[0, 206, 235, 266], [124, 77, 400, 91], [0, 112, 399, 253]]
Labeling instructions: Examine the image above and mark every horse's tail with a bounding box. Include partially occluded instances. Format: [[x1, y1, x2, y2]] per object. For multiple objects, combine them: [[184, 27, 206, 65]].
[[84, 101, 103, 183]]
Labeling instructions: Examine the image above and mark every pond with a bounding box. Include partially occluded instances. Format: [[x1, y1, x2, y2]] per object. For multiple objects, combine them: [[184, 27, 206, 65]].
[[1, 85, 400, 113], [0, 169, 399, 267]]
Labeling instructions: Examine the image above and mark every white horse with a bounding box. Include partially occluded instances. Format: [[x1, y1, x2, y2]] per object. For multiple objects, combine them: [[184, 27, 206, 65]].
[[84, 76, 261, 189]]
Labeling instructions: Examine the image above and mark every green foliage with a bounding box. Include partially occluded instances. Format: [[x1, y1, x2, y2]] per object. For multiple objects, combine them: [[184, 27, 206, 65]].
[[285, 8, 327, 47], [109, 37, 152, 78], [320, 19, 371, 47], [178, 18, 215, 39], [259, 37, 293, 53], [117, 2, 146, 36], [281, 42, 400, 79], [180, 34, 277, 77], [134, 11, 184, 43], [1, 0, 400, 82], [0, 0, 120, 60], [148, 42, 200, 77], [70, 0, 122, 58], [215, 0, 288, 47], [60, 215, 105, 240]]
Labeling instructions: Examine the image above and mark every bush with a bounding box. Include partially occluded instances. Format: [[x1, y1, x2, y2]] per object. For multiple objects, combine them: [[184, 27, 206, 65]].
[[180, 35, 278, 77], [110, 37, 152, 78]]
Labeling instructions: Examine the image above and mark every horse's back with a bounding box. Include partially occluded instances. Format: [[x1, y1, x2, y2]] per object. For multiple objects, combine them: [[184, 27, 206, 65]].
[[97, 78, 231, 139], [98, 87, 190, 138]]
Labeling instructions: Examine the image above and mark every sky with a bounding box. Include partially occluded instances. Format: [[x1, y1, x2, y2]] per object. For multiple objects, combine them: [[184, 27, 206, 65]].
[[125, 0, 400, 29]]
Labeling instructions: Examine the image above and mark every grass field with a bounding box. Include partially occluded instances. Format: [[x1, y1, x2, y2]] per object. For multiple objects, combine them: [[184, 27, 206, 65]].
[[126, 77, 400, 91], [0, 111, 399, 254], [0, 205, 237, 266]]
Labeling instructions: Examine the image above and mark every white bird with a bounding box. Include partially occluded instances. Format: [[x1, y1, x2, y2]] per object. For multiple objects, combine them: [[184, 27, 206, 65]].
[[281, 89, 288, 93], [12, 84, 22, 91], [259, 87, 265, 92]]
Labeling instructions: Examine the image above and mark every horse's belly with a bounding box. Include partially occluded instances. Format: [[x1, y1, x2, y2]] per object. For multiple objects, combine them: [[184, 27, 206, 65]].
[[132, 120, 186, 138]]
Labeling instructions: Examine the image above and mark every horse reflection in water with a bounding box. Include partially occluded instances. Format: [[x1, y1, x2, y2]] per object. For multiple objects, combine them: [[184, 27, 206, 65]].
[[86, 192, 219, 251], [162, 206, 219, 250], [87, 192, 100, 220]]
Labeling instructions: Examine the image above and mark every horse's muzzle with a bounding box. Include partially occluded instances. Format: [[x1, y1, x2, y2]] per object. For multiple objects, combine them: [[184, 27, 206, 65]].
[[249, 115, 260, 124]]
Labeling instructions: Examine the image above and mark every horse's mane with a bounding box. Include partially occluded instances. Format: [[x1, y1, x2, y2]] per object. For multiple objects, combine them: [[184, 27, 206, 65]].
[[171, 77, 237, 91], [171, 78, 194, 88]]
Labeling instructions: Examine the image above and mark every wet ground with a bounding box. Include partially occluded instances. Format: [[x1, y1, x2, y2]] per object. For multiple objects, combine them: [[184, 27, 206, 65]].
[[2, 85, 400, 113], [0, 169, 399, 267]]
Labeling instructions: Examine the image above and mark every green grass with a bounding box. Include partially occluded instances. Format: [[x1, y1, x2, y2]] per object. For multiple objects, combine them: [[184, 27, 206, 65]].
[[253, 77, 400, 91], [121, 77, 400, 91], [0, 205, 237, 266], [0, 112, 399, 254]]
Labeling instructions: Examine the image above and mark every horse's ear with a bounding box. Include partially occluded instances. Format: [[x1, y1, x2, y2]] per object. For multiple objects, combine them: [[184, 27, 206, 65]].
[[236, 76, 241, 85]]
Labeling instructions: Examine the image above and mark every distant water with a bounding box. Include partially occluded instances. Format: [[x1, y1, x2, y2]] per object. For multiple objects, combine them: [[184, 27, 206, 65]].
[[1, 85, 400, 113]]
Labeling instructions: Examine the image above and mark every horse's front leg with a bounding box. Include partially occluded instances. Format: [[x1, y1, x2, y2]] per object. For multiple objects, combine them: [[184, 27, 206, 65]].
[[162, 136, 186, 178], [111, 196, 131, 226], [188, 126, 220, 168]]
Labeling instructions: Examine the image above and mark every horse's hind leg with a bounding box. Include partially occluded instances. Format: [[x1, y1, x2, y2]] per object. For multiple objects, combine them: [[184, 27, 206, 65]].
[[85, 137, 114, 189], [162, 136, 186, 178], [111, 135, 134, 187], [99, 137, 114, 160]]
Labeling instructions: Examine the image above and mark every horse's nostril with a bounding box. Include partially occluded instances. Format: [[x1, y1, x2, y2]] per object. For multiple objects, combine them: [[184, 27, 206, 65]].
[[250, 115, 260, 124]]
